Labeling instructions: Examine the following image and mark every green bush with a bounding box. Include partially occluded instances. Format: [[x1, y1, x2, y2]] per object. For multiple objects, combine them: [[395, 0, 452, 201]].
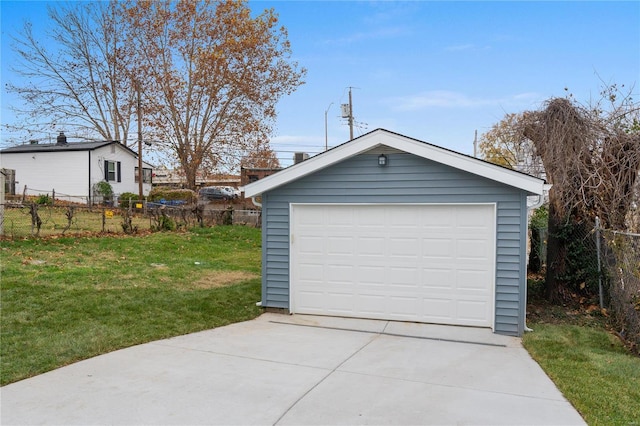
[[529, 205, 549, 229], [528, 205, 549, 273], [147, 188, 196, 204], [555, 218, 599, 294], [35, 194, 52, 206], [153, 215, 176, 231], [118, 192, 141, 208], [93, 181, 113, 198]]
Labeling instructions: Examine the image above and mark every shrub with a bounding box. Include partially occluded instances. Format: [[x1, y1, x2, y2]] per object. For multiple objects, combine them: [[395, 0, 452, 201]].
[[147, 188, 196, 204], [118, 192, 141, 208], [154, 214, 176, 231], [529, 205, 549, 273], [93, 181, 113, 198], [35, 194, 53, 206], [530, 205, 548, 229]]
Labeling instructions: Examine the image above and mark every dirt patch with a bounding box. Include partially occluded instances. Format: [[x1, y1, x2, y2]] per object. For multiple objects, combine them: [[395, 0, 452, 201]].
[[188, 270, 259, 290]]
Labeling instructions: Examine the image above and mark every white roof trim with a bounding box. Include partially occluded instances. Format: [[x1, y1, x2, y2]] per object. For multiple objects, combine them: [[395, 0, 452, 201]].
[[243, 129, 545, 197]]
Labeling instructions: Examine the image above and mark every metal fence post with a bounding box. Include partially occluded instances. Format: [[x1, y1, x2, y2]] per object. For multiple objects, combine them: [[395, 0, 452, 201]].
[[0, 169, 5, 236], [595, 216, 604, 309]]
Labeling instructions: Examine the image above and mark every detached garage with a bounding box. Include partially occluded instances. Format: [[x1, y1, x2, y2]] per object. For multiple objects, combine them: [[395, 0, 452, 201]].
[[243, 129, 545, 336]]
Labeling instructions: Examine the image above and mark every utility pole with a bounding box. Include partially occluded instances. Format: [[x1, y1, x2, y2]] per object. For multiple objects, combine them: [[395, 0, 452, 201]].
[[341, 87, 355, 140], [348, 87, 354, 140], [473, 129, 478, 158], [137, 82, 143, 199]]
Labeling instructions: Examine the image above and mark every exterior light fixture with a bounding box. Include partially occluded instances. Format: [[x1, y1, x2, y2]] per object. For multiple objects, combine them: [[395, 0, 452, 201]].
[[378, 154, 388, 167]]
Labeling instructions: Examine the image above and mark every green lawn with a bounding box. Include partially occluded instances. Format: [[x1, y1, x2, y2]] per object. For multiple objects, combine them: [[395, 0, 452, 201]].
[[523, 322, 640, 425], [3, 230, 639, 426], [0, 226, 263, 385]]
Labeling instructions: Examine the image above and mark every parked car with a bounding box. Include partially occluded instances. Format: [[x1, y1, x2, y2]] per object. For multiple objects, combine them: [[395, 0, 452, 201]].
[[198, 186, 232, 202], [219, 186, 240, 199]]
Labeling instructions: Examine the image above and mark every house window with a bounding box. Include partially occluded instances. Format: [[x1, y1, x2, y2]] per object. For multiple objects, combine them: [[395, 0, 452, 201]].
[[104, 160, 121, 182], [135, 167, 153, 184]]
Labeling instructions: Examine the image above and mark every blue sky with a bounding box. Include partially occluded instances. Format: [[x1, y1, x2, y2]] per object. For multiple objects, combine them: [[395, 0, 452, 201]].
[[2, 1, 639, 166]]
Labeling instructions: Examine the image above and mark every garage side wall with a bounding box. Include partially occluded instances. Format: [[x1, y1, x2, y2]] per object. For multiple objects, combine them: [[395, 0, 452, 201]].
[[261, 153, 528, 335]]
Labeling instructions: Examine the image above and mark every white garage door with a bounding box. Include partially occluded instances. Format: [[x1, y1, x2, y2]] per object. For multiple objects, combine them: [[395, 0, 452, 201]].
[[290, 204, 496, 328]]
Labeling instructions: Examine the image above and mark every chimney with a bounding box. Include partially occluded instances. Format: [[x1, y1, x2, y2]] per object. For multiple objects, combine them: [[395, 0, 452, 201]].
[[293, 152, 309, 164], [56, 132, 68, 146]]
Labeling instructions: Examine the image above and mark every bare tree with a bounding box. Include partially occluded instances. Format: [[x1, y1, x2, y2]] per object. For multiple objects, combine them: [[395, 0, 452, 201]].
[[241, 141, 281, 169], [521, 85, 640, 301], [479, 113, 544, 178], [523, 87, 640, 229], [122, 0, 306, 189], [6, 2, 136, 145], [479, 84, 640, 302]]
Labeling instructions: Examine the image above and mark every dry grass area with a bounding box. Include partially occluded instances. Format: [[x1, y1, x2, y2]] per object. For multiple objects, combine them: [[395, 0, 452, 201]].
[[191, 270, 260, 290]]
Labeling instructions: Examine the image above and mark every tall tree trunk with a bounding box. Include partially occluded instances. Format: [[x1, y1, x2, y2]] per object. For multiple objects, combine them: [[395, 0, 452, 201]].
[[184, 167, 197, 191]]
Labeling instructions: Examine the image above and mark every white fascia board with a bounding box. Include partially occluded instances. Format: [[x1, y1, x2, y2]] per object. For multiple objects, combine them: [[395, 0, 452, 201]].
[[243, 129, 545, 197], [378, 132, 545, 195], [243, 135, 380, 197]]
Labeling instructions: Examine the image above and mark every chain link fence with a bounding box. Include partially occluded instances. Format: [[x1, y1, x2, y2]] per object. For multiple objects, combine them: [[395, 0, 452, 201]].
[[0, 202, 260, 238], [531, 220, 639, 352], [598, 227, 640, 352]]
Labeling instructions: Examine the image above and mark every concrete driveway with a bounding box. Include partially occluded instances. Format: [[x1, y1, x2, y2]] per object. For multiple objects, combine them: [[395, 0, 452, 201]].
[[1, 313, 585, 425]]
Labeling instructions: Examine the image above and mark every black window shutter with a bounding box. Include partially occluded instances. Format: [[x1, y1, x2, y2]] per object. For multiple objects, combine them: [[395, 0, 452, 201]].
[[117, 162, 121, 182], [104, 160, 109, 181]]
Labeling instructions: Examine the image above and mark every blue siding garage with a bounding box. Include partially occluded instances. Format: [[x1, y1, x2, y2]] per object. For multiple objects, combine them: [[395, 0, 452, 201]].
[[244, 129, 545, 336]]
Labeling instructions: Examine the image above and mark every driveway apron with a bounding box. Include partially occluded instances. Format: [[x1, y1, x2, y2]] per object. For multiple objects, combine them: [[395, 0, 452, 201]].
[[1, 313, 585, 425]]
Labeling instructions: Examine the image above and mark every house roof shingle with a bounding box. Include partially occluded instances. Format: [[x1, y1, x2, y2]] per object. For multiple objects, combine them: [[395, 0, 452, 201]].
[[243, 128, 547, 197], [0, 140, 138, 156]]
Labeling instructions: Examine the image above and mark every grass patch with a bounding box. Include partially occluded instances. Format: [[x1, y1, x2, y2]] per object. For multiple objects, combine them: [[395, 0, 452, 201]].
[[524, 277, 640, 425], [523, 324, 640, 425], [0, 226, 263, 386], [2, 205, 150, 237]]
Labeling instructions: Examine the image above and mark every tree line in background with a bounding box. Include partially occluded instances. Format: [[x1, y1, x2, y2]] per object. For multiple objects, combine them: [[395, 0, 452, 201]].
[[480, 83, 640, 303], [6, 0, 306, 189]]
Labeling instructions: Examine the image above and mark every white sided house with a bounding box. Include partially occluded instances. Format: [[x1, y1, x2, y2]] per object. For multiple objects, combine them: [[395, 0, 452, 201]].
[[0, 132, 152, 203], [244, 129, 547, 336]]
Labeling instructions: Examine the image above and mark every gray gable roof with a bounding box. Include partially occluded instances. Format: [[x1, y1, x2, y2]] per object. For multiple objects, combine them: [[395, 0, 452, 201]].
[[0, 140, 136, 156], [244, 128, 546, 197]]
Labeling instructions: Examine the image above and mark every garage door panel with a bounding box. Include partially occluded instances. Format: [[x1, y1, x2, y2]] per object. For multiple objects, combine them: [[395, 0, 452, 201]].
[[296, 290, 325, 312], [357, 237, 386, 257], [421, 267, 456, 289], [423, 238, 455, 258], [356, 295, 386, 315], [457, 300, 491, 323], [298, 263, 324, 282], [388, 295, 419, 315], [358, 266, 387, 285], [457, 239, 491, 260], [388, 267, 420, 287], [297, 235, 324, 255], [389, 237, 420, 258], [457, 270, 492, 291], [326, 236, 355, 255], [326, 264, 355, 283], [422, 298, 455, 321], [291, 204, 495, 328]]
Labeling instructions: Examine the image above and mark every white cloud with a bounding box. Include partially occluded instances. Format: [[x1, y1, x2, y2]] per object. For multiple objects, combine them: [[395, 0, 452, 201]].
[[321, 26, 408, 46], [445, 44, 476, 52], [444, 43, 491, 52], [387, 90, 544, 111], [270, 134, 323, 146]]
